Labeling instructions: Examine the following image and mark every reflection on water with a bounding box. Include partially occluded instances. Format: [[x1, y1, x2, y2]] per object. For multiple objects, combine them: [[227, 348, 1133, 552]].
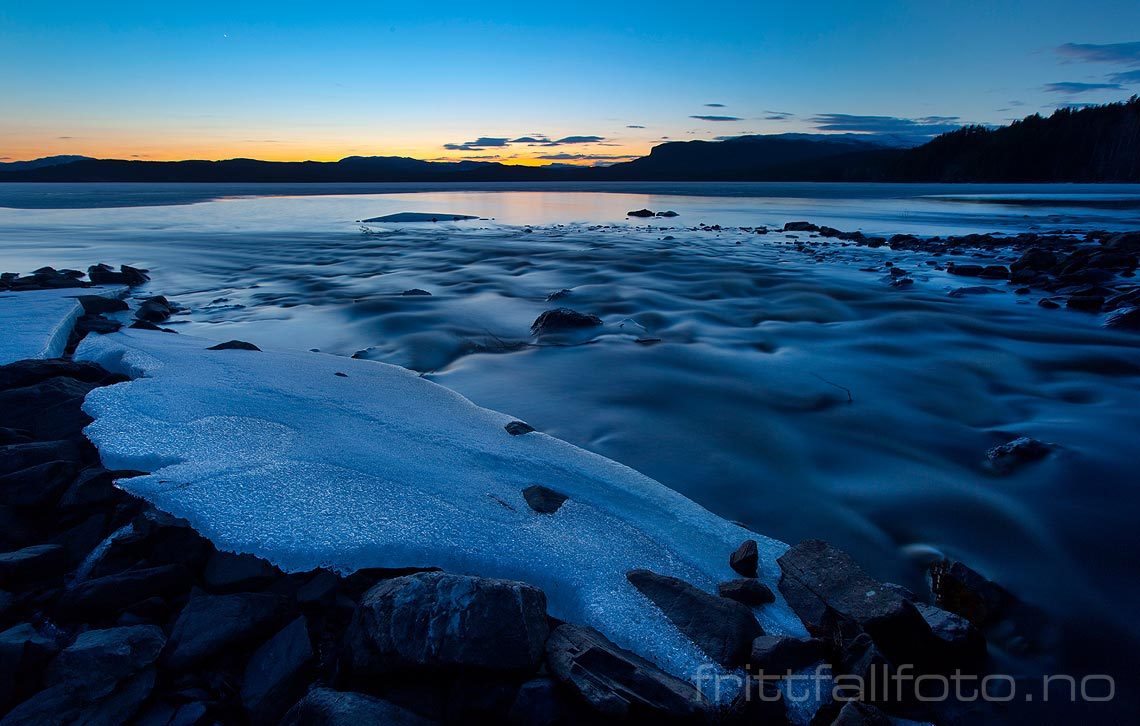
[[2, 184, 1140, 715]]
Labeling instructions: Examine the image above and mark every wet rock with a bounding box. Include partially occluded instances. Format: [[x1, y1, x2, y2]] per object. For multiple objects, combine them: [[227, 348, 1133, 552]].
[[783, 222, 820, 232], [0, 544, 68, 586], [59, 564, 193, 620], [75, 313, 122, 335], [1011, 248, 1058, 273], [748, 634, 827, 675], [59, 466, 139, 510], [402, 289, 432, 296], [0, 359, 115, 390], [530, 308, 603, 335], [134, 295, 175, 323], [296, 570, 340, 608], [627, 209, 655, 218], [776, 540, 930, 658], [833, 700, 892, 725], [504, 420, 536, 436], [947, 264, 985, 277], [1038, 298, 1060, 309], [1104, 231, 1140, 252], [281, 687, 436, 725], [129, 320, 176, 332], [86, 509, 210, 579], [729, 538, 759, 577], [206, 340, 261, 351], [1106, 306, 1140, 330], [545, 289, 572, 301], [928, 560, 1015, 628], [656, 210, 679, 217], [948, 286, 1002, 297], [76, 295, 129, 315], [0, 461, 78, 507], [625, 569, 762, 666], [521, 485, 568, 514], [343, 572, 549, 676], [979, 265, 1010, 279], [914, 602, 986, 670], [717, 578, 775, 606], [88, 263, 149, 286], [1066, 294, 1104, 312], [203, 550, 280, 592], [544, 623, 706, 721], [0, 440, 83, 476], [164, 592, 289, 669], [241, 616, 313, 723], [985, 437, 1052, 473]]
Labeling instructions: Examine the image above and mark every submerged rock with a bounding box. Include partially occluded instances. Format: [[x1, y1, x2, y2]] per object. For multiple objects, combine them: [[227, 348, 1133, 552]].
[[625, 569, 761, 666], [544, 624, 707, 720], [985, 436, 1052, 473], [530, 308, 603, 335]]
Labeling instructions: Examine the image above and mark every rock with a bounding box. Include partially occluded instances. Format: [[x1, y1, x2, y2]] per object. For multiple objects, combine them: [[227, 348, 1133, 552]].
[[0, 623, 59, 713], [627, 209, 655, 218], [507, 678, 568, 725], [0, 544, 68, 586], [838, 632, 891, 692], [504, 420, 536, 436], [1105, 306, 1140, 330], [625, 569, 762, 666], [206, 340, 261, 351], [1066, 294, 1104, 312], [521, 485, 567, 514], [343, 572, 549, 676], [134, 295, 175, 323], [281, 687, 436, 726], [545, 624, 706, 720], [985, 437, 1052, 473], [914, 602, 986, 670], [783, 222, 819, 232], [203, 550, 280, 592], [748, 634, 827, 675], [88, 264, 149, 286], [729, 539, 759, 577], [656, 210, 679, 217], [530, 308, 603, 335], [0, 377, 100, 439], [129, 320, 175, 332], [0, 429, 31, 446], [833, 700, 892, 725], [402, 289, 432, 296], [776, 540, 930, 659], [296, 570, 340, 608], [947, 264, 985, 277], [0, 440, 83, 476], [46, 625, 165, 694], [0, 359, 115, 390], [928, 560, 1015, 628], [86, 509, 210, 579], [948, 286, 1002, 297], [717, 578, 775, 606], [1104, 231, 1140, 252], [1011, 248, 1058, 273], [241, 616, 313, 723], [59, 466, 140, 510], [58, 564, 193, 619], [1038, 298, 1060, 309], [545, 289, 572, 301], [164, 592, 289, 669], [979, 265, 1010, 279], [0, 461, 78, 508], [76, 295, 129, 315], [75, 313, 122, 335]]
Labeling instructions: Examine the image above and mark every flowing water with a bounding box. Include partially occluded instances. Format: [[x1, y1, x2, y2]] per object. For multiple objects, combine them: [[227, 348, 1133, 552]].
[[3, 182, 1140, 718]]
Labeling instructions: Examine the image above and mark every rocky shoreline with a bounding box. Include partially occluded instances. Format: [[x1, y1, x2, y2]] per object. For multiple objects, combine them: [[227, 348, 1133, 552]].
[[0, 262, 1083, 724]]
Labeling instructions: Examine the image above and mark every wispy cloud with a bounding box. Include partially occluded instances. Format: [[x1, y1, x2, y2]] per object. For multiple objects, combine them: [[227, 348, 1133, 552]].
[[626, 124, 645, 129], [1056, 41, 1140, 65], [548, 135, 604, 144], [704, 103, 725, 107], [764, 111, 794, 121], [690, 115, 743, 122], [1042, 81, 1122, 94], [536, 153, 637, 161], [443, 134, 605, 151], [811, 113, 961, 135], [1108, 69, 1140, 84], [443, 136, 511, 151]]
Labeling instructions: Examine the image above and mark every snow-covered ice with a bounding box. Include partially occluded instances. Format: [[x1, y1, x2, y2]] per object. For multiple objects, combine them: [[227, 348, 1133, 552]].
[[0, 286, 123, 365], [76, 328, 805, 687]]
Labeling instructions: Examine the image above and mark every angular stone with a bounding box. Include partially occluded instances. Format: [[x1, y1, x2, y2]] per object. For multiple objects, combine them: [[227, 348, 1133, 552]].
[[203, 550, 280, 592], [530, 308, 603, 335], [343, 572, 548, 676], [928, 560, 1015, 627], [717, 578, 775, 606], [521, 485, 568, 514], [46, 625, 165, 696], [0, 461, 78, 508], [241, 616, 313, 723], [281, 687, 436, 726], [0, 544, 68, 586], [833, 700, 892, 725], [58, 564, 193, 619], [0, 623, 60, 713], [748, 635, 828, 675], [729, 539, 759, 577], [0, 377, 99, 439], [914, 602, 986, 670], [0, 440, 83, 476], [626, 569, 762, 666], [164, 592, 289, 669], [545, 624, 706, 720], [0, 359, 114, 390], [76, 295, 129, 315]]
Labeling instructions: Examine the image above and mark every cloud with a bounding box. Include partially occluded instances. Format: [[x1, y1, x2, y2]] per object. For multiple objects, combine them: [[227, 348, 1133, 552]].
[[810, 113, 962, 135], [1108, 69, 1140, 84], [1042, 81, 1123, 94], [626, 124, 645, 128], [442, 136, 511, 151], [704, 103, 725, 107], [764, 111, 794, 121], [443, 134, 605, 151], [510, 136, 548, 144], [690, 115, 743, 122], [536, 153, 637, 161], [547, 135, 604, 144], [1056, 41, 1140, 66]]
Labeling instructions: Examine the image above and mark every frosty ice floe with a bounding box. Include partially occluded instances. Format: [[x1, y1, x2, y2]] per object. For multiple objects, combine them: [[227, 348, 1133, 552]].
[[75, 329, 806, 687], [0, 287, 123, 365]]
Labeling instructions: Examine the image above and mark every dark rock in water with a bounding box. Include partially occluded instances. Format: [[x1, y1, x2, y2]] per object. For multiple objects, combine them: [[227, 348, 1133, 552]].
[[204, 550, 281, 592], [1104, 231, 1140, 252], [986, 437, 1052, 473], [281, 687, 435, 726], [949, 286, 1002, 297], [1106, 306, 1140, 330], [783, 221, 819, 232], [343, 572, 549, 676], [164, 592, 288, 669], [530, 308, 603, 335], [833, 700, 892, 725], [401, 288, 432, 296], [948, 264, 985, 277], [129, 319, 175, 332], [0, 461, 78, 507], [627, 209, 655, 218], [241, 616, 313, 724], [207, 339, 261, 351], [76, 295, 129, 315], [717, 578, 775, 606], [0, 377, 99, 438], [134, 295, 175, 323], [928, 560, 1015, 628], [656, 210, 679, 217], [777, 540, 930, 658], [1011, 248, 1058, 273], [979, 265, 1010, 279], [914, 602, 986, 670], [0, 352, 118, 387], [0, 623, 60, 713], [748, 634, 827, 675], [546, 288, 572, 301], [75, 313, 122, 335], [1066, 294, 1104, 312], [544, 624, 707, 720], [1038, 298, 1060, 309], [59, 564, 193, 619], [0, 439, 83, 476], [730, 539, 759, 577], [521, 485, 568, 514], [504, 420, 536, 436], [88, 263, 149, 286], [0, 544, 68, 586], [625, 569, 762, 666]]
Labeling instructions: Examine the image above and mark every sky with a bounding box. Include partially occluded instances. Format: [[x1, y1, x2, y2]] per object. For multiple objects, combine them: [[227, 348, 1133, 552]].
[[2, 1, 1139, 165]]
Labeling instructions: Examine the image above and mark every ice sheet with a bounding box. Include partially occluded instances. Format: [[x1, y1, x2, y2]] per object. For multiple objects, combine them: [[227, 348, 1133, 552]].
[[0, 286, 123, 364]]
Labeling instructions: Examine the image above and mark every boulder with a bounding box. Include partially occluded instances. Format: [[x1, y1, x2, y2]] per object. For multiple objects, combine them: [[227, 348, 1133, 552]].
[[206, 340, 261, 351], [627, 209, 655, 218], [928, 560, 1014, 628], [985, 437, 1052, 473], [0, 440, 83, 476], [1066, 294, 1104, 312], [783, 222, 820, 232], [1106, 306, 1140, 330], [947, 264, 985, 277], [87, 264, 149, 286], [625, 569, 762, 666], [748, 634, 827, 675], [0, 461, 78, 508], [241, 616, 313, 723], [0, 359, 114, 390], [76, 295, 129, 315], [530, 308, 603, 335], [507, 677, 570, 725], [134, 296, 175, 323], [979, 265, 1010, 279], [343, 572, 549, 676], [656, 210, 679, 217], [1010, 248, 1058, 273], [833, 700, 892, 725], [729, 539, 759, 577], [504, 420, 536, 436], [546, 289, 572, 301], [545, 624, 706, 721], [75, 314, 122, 335], [281, 687, 436, 726], [0, 377, 99, 439], [203, 550, 280, 592], [521, 485, 568, 514], [914, 602, 986, 670], [717, 578, 775, 606], [0, 623, 60, 712], [0, 544, 68, 586], [401, 289, 432, 296], [164, 592, 289, 669], [58, 564, 193, 619]]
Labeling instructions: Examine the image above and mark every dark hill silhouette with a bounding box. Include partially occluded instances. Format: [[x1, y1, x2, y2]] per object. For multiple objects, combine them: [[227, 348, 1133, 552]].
[[2, 98, 1137, 183]]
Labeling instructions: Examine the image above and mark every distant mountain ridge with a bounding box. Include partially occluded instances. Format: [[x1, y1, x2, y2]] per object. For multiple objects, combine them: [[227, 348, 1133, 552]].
[[3, 98, 1137, 183]]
